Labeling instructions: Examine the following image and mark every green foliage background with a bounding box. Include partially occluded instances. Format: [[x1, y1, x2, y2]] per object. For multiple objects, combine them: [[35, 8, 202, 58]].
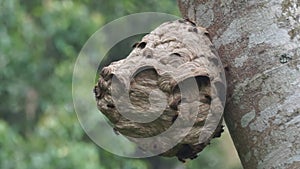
[[0, 0, 242, 168]]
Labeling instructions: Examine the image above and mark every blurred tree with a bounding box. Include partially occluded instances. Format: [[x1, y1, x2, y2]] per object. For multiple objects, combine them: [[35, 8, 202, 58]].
[[0, 0, 241, 168]]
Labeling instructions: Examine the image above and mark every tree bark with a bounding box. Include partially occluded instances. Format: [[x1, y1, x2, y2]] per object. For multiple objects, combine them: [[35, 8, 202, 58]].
[[178, 0, 300, 168]]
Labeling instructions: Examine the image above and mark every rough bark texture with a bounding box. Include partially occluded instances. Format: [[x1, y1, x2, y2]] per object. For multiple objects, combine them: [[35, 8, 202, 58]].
[[178, 0, 300, 168], [94, 19, 226, 162]]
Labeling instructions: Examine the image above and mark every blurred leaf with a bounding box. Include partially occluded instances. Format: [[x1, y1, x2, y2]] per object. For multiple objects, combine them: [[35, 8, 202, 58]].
[[0, 0, 242, 169]]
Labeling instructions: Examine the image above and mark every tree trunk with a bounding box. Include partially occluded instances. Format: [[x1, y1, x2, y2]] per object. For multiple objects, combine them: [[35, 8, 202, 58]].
[[178, 0, 300, 168]]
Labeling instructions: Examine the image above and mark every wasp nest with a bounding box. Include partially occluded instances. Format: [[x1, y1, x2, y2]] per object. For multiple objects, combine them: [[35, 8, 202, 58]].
[[94, 19, 226, 162]]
